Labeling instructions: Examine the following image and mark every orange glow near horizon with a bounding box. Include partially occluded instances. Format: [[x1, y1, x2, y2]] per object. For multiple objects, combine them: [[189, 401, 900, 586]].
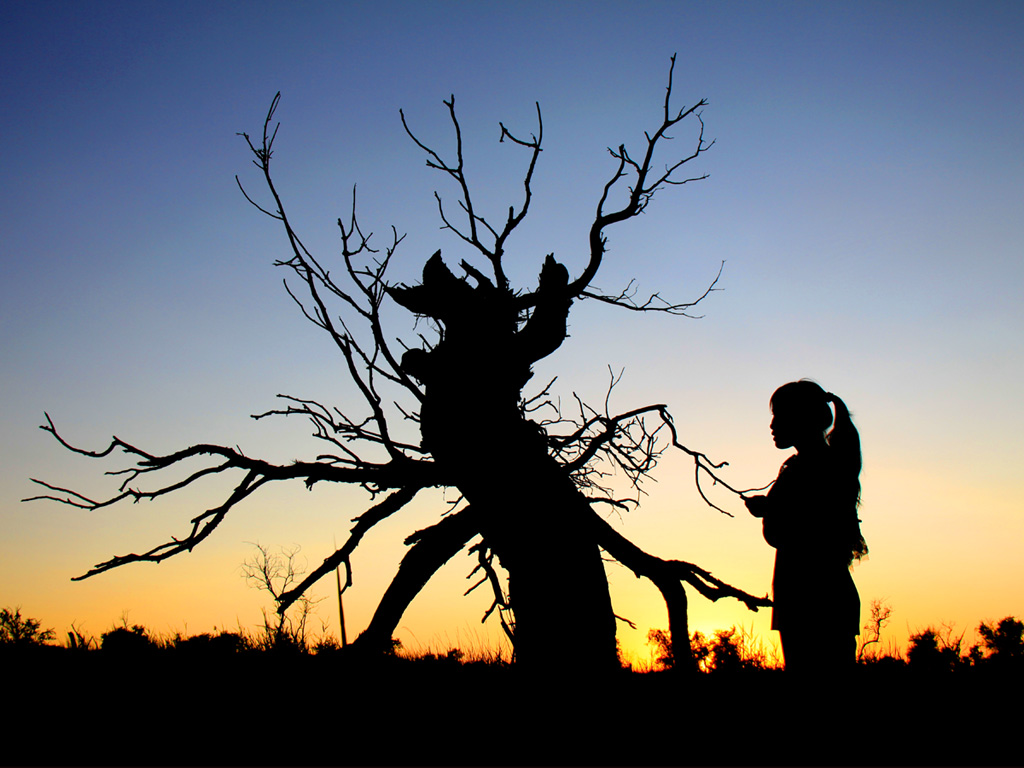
[[3, 2, 1023, 672]]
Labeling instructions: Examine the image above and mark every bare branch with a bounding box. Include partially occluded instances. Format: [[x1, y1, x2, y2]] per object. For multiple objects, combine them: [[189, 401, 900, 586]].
[[69, 468, 270, 579], [592, 512, 771, 612], [581, 261, 724, 317], [238, 95, 421, 460], [657, 405, 774, 516], [465, 540, 511, 630], [25, 417, 440, 579], [567, 54, 713, 299], [546, 389, 767, 517], [252, 394, 427, 460], [276, 486, 421, 613], [401, 97, 543, 290]]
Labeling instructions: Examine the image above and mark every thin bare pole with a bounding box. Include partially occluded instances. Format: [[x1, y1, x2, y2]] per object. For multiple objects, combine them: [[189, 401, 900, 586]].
[[334, 536, 347, 646]]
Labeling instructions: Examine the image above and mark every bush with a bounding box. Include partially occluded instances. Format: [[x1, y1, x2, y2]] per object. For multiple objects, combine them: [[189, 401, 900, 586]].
[[701, 627, 773, 673], [906, 624, 965, 672], [172, 631, 248, 656], [0, 607, 56, 648], [975, 616, 1023, 667], [647, 626, 776, 673], [101, 623, 158, 655], [857, 598, 894, 662], [646, 628, 675, 670]]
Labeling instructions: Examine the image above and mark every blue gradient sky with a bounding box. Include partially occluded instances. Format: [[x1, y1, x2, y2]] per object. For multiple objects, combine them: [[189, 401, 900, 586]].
[[2, 0, 1022, 662]]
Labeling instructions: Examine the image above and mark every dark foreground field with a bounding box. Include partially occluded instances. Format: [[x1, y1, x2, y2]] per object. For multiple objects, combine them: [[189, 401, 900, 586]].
[[8, 648, 1017, 766]]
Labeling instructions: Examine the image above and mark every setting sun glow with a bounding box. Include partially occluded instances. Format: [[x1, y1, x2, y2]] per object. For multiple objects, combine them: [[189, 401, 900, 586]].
[[3, 1, 1022, 668]]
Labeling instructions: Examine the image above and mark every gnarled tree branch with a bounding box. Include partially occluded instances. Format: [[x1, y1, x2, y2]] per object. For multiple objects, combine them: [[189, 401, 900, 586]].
[[25, 415, 440, 580], [566, 53, 714, 301]]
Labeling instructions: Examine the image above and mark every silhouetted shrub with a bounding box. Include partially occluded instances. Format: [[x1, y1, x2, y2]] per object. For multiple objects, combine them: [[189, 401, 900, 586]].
[[907, 625, 965, 672], [214, 631, 247, 653], [975, 616, 1023, 667], [172, 631, 247, 657], [863, 653, 906, 671], [647, 628, 676, 670], [645, 626, 778, 673], [0, 607, 56, 647], [857, 598, 894, 662], [412, 648, 467, 668], [101, 624, 157, 655], [241, 543, 322, 653], [312, 634, 343, 654], [705, 628, 753, 673]]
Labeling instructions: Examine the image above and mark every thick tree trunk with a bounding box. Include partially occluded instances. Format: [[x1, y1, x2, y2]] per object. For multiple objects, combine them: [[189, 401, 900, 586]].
[[389, 254, 621, 672], [427, 416, 619, 672]]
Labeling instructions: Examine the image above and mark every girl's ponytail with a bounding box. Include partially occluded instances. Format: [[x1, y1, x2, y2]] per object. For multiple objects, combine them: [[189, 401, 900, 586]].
[[825, 392, 861, 479], [826, 391, 868, 563]]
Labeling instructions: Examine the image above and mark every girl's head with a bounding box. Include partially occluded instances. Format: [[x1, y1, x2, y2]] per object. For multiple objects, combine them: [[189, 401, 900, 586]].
[[769, 380, 833, 450]]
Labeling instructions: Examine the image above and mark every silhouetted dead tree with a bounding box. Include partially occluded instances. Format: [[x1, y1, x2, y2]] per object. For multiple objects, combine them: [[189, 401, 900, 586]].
[[27, 56, 769, 673]]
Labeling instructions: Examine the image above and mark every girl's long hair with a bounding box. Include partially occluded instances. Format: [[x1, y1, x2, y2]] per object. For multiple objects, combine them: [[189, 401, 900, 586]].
[[771, 379, 869, 565]]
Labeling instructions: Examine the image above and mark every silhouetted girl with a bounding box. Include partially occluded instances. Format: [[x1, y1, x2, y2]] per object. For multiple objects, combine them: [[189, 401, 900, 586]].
[[744, 380, 867, 672]]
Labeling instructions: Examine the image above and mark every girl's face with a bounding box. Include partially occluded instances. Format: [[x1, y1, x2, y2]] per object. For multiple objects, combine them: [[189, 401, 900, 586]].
[[770, 405, 819, 450], [770, 411, 795, 449]]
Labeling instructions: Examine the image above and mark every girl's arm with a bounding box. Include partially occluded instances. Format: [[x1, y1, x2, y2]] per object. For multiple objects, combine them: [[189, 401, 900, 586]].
[[745, 494, 783, 548], [752, 460, 798, 548]]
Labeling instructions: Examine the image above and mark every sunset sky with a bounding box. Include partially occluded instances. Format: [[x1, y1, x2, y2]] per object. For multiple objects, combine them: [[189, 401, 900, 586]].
[[2, 0, 1022, 665]]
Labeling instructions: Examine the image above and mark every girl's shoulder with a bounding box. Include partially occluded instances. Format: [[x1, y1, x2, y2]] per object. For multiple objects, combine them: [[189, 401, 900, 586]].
[[777, 451, 843, 487], [779, 453, 810, 475]]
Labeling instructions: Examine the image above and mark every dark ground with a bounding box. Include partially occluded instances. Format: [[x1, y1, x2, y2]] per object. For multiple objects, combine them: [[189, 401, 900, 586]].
[[7, 647, 1017, 766]]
